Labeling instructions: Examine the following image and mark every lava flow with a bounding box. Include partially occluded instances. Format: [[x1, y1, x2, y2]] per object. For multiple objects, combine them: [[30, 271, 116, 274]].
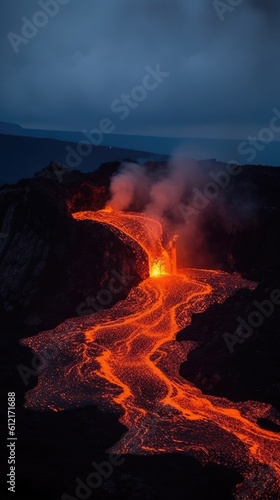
[[22, 208, 280, 498]]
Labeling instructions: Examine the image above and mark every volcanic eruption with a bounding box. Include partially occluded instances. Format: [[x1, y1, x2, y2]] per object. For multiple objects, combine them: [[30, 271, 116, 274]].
[[21, 163, 280, 498]]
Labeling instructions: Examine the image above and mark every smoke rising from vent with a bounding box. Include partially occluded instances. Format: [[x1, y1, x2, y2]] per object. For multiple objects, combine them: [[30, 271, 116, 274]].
[[108, 162, 152, 211], [108, 157, 201, 217], [107, 156, 256, 270], [107, 157, 206, 267]]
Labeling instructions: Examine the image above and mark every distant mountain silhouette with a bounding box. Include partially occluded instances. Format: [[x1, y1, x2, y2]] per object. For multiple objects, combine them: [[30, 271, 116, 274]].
[[0, 121, 24, 135], [1, 122, 280, 183], [0, 133, 167, 185]]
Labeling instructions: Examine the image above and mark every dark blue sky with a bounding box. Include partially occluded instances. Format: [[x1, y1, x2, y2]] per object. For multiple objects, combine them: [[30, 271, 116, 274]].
[[1, 0, 280, 145]]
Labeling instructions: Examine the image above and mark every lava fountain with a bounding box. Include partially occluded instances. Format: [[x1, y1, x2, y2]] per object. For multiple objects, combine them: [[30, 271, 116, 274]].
[[22, 208, 280, 498]]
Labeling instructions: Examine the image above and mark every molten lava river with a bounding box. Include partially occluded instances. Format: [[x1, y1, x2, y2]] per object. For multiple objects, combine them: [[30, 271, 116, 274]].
[[22, 209, 280, 498]]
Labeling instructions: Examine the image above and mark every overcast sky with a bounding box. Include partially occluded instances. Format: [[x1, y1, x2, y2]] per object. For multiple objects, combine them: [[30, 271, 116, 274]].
[[1, 0, 280, 140]]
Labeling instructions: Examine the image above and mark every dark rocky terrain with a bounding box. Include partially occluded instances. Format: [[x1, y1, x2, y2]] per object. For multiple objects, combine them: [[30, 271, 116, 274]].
[[1, 159, 280, 499], [0, 161, 146, 339], [176, 163, 280, 420]]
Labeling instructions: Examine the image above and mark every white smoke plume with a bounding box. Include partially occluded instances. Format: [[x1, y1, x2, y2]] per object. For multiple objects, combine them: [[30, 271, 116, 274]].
[[108, 155, 202, 217], [108, 162, 151, 211], [107, 156, 205, 266], [107, 154, 256, 269]]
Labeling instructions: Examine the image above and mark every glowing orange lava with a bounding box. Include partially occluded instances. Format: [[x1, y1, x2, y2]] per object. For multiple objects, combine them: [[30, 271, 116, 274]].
[[150, 259, 166, 277], [73, 209, 176, 278], [22, 209, 280, 498]]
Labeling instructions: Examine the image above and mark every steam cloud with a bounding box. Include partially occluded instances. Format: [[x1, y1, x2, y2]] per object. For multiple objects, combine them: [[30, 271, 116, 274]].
[[107, 156, 210, 267], [108, 163, 151, 212], [107, 156, 256, 269], [108, 156, 201, 217]]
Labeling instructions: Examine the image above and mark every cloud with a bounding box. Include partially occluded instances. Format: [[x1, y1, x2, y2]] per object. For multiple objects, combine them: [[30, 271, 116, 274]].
[[0, 0, 280, 139]]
